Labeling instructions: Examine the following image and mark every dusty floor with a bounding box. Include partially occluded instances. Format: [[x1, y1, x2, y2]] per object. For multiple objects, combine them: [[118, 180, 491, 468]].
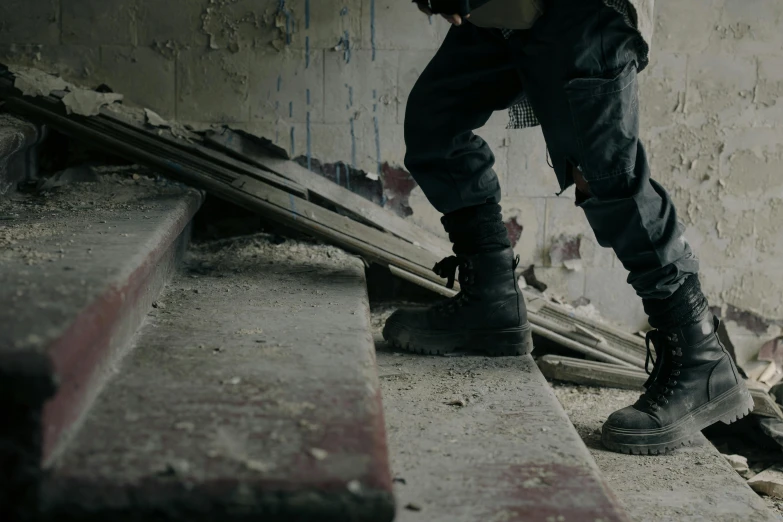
[[0, 165, 191, 265], [372, 303, 783, 522]]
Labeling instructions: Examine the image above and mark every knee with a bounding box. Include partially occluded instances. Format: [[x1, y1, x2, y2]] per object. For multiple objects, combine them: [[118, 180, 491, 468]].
[[573, 142, 647, 202]]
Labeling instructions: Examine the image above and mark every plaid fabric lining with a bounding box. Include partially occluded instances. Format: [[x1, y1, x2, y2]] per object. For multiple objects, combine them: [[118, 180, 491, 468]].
[[504, 0, 649, 129]]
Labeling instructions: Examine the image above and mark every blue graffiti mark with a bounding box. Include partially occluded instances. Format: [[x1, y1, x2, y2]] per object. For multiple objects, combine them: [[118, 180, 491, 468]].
[[290, 126, 295, 156], [306, 88, 311, 105], [340, 6, 348, 16], [370, 0, 376, 61], [277, 75, 282, 92], [343, 30, 351, 63], [345, 84, 355, 110], [305, 36, 310, 68], [305, 0, 310, 29], [289, 101, 293, 118], [429, 15, 433, 25], [277, 1, 292, 45], [373, 115, 381, 179], [306, 112, 312, 172], [350, 118, 357, 168], [289, 193, 298, 221]]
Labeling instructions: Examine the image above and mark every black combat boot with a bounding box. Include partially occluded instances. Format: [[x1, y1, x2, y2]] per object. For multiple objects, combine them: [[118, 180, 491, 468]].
[[382, 247, 534, 356], [602, 315, 753, 455]]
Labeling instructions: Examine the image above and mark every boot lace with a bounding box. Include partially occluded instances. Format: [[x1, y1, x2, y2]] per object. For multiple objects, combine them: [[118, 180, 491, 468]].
[[432, 256, 474, 314], [430, 254, 521, 315], [642, 330, 684, 413]]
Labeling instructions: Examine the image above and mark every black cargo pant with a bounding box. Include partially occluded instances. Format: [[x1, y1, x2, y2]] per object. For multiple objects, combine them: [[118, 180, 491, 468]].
[[404, 0, 699, 300]]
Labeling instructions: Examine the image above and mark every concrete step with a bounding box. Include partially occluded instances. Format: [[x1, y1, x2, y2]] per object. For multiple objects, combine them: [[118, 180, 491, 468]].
[[553, 384, 782, 522], [0, 172, 202, 515], [0, 112, 42, 198], [372, 305, 630, 522], [40, 235, 395, 521]]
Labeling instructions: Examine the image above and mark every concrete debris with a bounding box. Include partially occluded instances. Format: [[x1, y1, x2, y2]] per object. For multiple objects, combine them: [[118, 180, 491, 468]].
[[245, 459, 273, 473], [309, 448, 329, 461], [743, 337, 783, 390], [144, 108, 170, 128], [749, 467, 783, 499], [9, 65, 69, 97], [724, 454, 754, 479], [174, 421, 195, 432], [9, 65, 124, 116], [37, 165, 99, 191], [62, 90, 124, 117]]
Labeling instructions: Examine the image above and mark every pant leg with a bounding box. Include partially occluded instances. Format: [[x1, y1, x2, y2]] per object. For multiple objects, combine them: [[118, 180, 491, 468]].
[[511, 0, 699, 300], [404, 23, 524, 215]]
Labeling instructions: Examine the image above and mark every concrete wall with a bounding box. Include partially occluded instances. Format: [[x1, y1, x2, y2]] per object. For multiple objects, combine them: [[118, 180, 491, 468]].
[[2, 1, 782, 338]]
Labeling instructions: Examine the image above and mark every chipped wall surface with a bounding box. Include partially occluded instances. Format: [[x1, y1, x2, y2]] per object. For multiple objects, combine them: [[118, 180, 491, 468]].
[[2, 1, 783, 333]]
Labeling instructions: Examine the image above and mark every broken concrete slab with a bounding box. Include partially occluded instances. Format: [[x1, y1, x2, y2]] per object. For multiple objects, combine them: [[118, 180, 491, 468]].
[[0, 172, 202, 515], [750, 467, 783, 500], [41, 236, 394, 521], [724, 454, 754, 479]]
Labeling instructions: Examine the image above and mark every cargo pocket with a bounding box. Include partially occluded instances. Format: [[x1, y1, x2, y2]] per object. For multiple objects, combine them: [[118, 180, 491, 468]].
[[565, 61, 640, 190]]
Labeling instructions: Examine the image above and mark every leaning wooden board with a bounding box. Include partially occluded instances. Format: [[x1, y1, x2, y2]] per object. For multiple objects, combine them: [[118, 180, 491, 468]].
[[203, 127, 452, 260], [0, 65, 646, 366]]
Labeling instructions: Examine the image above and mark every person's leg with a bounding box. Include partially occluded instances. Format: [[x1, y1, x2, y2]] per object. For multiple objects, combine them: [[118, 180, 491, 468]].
[[512, 0, 751, 454], [383, 23, 533, 356]]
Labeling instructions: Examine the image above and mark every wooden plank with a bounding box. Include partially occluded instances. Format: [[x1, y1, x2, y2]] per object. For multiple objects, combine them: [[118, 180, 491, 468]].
[[204, 127, 452, 258], [524, 291, 648, 362], [537, 355, 647, 390], [89, 115, 310, 200]]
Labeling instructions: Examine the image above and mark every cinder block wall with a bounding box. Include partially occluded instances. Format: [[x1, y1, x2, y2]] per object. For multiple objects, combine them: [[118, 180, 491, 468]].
[[2, 1, 782, 335]]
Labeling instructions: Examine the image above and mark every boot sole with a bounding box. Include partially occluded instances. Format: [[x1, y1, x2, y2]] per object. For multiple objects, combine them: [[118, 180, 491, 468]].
[[601, 383, 754, 455], [382, 316, 534, 356]]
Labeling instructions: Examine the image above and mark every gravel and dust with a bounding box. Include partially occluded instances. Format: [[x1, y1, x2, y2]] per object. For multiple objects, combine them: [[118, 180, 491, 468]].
[[0, 165, 192, 265]]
